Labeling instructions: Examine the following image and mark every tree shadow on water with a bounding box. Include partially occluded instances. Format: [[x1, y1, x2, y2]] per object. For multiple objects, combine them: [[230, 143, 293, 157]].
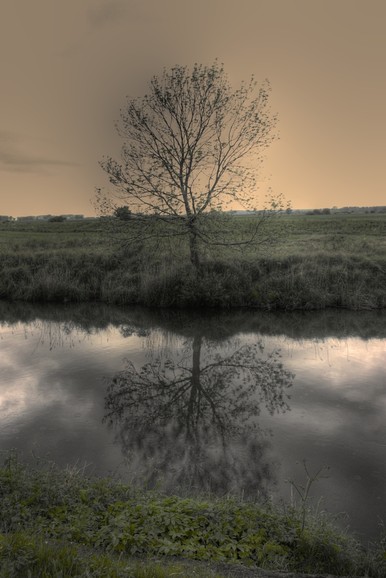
[[104, 332, 294, 498]]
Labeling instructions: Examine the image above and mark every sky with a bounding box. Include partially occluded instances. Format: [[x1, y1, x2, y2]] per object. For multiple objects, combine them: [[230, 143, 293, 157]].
[[1, 0, 385, 217]]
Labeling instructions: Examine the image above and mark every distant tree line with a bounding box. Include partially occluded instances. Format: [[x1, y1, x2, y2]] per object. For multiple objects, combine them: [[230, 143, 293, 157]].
[[3, 214, 86, 222], [306, 208, 331, 215], [291, 206, 386, 216]]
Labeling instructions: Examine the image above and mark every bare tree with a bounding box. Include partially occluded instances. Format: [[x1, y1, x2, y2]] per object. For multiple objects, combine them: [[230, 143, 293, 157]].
[[96, 61, 284, 268]]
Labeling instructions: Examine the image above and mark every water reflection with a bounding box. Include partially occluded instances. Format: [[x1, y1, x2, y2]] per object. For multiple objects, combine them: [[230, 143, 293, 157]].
[[2, 300, 386, 340], [104, 332, 294, 496], [1, 302, 386, 540]]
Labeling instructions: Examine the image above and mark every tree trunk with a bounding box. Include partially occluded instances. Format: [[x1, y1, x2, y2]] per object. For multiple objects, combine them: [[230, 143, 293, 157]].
[[188, 220, 200, 270]]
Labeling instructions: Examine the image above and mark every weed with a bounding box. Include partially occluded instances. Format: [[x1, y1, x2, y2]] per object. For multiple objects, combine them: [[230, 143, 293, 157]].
[[286, 460, 331, 531], [0, 453, 385, 576]]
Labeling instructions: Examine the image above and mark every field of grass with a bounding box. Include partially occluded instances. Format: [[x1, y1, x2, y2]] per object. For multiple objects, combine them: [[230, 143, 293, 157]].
[[0, 452, 385, 577], [0, 213, 385, 309]]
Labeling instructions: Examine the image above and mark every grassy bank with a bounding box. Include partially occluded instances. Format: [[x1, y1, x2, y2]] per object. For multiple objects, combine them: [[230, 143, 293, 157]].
[[0, 214, 385, 309], [0, 453, 385, 577]]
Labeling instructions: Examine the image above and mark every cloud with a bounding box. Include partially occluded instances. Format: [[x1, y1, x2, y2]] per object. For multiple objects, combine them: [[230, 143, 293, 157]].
[[0, 131, 79, 174]]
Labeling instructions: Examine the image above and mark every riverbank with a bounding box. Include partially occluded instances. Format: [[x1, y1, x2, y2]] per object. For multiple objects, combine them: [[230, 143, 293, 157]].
[[0, 454, 384, 577], [0, 215, 385, 309]]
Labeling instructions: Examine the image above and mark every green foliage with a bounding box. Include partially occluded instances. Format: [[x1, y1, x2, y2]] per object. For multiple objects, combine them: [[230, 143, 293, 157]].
[[0, 453, 385, 576], [0, 532, 216, 577]]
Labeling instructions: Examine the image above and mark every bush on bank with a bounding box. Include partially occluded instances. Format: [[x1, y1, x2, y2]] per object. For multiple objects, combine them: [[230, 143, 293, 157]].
[[0, 454, 385, 577], [0, 250, 385, 310]]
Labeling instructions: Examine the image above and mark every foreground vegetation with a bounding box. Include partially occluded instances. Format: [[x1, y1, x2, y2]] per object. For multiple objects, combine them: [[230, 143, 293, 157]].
[[0, 453, 385, 577], [0, 213, 385, 309]]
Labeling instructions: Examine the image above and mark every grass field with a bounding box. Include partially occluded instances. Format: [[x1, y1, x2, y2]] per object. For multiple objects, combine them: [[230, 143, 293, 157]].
[[0, 213, 385, 309]]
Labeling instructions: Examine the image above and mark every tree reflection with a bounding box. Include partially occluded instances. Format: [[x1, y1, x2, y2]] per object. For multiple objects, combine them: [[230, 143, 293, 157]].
[[104, 334, 294, 497]]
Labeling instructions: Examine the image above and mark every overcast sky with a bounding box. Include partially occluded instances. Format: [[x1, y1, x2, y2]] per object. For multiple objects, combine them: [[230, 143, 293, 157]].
[[1, 0, 385, 217]]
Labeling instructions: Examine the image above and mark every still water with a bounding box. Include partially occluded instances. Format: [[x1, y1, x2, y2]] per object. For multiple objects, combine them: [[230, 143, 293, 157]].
[[1, 302, 386, 542]]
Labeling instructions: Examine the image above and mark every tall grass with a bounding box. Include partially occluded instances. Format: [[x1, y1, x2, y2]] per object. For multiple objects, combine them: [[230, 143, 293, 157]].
[[0, 215, 385, 309]]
